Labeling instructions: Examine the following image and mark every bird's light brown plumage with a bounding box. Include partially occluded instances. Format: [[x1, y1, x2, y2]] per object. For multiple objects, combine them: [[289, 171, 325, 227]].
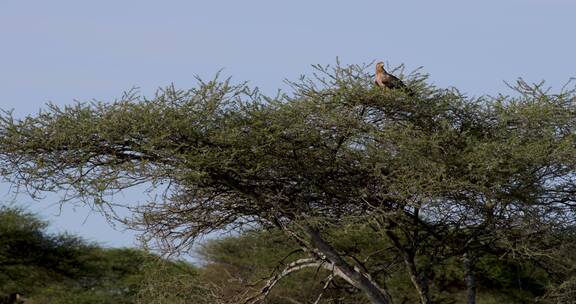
[[375, 61, 406, 90]]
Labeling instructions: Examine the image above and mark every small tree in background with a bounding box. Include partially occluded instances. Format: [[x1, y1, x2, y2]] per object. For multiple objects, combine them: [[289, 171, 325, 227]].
[[0, 206, 202, 303], [1, 62, 574, 304]]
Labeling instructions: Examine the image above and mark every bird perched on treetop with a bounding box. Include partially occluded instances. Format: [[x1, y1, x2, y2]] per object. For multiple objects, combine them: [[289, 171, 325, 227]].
[[374, 61, 407, 90]]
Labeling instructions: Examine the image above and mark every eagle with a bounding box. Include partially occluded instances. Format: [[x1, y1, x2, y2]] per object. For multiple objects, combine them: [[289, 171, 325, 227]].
[[374, 61, 407, 90]]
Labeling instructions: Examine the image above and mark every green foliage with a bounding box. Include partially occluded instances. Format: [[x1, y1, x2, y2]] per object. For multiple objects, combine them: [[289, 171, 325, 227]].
[[0, 62, 575, 303], [194, 228, 572, 304], [197, 229, 369, 303], [135, 260, 218, 304], [0, 207, 571, 303], [0, 207, 198, 304]]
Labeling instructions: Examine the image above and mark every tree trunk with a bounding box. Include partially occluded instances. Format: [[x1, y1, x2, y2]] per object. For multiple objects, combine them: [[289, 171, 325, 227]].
[[463, 253, 476, 304], [385, 230, 432, 304], [403, 253, 432, 304], [306, 227, 394, 304]]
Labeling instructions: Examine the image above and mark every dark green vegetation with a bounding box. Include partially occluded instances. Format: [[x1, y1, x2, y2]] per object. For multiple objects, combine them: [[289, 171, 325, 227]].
[[0, 206, 201, 304], [198, 228, 576, 304], [1, 207, 573, 303], [1, 63, 575, 303]]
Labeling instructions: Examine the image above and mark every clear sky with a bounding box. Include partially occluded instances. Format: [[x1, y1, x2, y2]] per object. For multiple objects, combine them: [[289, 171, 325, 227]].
[[1, 0, 574, 251]]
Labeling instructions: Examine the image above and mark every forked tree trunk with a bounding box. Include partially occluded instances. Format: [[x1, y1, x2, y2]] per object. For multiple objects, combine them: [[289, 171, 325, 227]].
[[385, 230, 432, 304], [463, 253, 476, 304], [306, 227, 394, 304], [404, 257, 432, 304]]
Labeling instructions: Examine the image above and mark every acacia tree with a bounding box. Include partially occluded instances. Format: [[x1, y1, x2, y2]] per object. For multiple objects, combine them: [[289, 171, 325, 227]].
[[1, 63, 575, 304]]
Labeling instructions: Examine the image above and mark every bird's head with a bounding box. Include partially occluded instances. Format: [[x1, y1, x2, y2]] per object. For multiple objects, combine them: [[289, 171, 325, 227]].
[[376, 61, 386, 73]]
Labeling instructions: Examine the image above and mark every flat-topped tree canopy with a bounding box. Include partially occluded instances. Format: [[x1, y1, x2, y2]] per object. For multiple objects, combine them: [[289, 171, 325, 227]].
[[1, 63, 575, 304]]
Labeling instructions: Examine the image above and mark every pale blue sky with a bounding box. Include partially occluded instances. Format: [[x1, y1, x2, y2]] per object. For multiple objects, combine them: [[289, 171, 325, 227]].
[[1, 0, 574, 251]]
